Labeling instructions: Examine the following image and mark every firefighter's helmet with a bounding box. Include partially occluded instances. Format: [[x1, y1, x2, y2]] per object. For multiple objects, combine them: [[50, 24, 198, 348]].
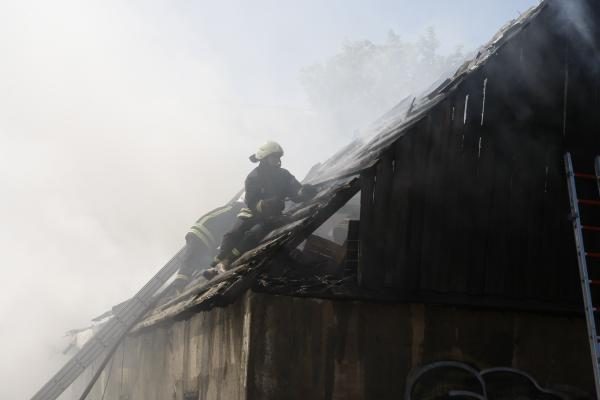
[[249, 141, 284, 163]]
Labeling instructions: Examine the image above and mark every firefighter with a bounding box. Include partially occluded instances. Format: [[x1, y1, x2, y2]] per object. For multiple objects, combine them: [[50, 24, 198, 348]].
[[169, 198, 244, 294], [203, 141, 316, 279]]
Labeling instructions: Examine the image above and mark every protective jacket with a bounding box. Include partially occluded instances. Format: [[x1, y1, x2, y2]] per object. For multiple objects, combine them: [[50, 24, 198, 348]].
[[243, 163, 303, 218], [169, 200, 244, 291]]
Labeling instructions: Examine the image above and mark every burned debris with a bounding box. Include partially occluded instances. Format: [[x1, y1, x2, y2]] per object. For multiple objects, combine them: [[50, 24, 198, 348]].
[[33, 1, 600, 399]]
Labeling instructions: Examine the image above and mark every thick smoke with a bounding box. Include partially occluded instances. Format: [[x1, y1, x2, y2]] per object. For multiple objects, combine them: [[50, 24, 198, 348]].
[[0, 1, 537, 399], [300, 28, 465, 138], [0, 2, 333, 399]]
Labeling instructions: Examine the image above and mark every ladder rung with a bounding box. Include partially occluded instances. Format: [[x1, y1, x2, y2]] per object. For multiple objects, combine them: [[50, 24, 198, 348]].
[[583, 225, 600, 232], [574, 172, 599, 180], [588, 252, 600, 259], [579, 199, 600, 206]]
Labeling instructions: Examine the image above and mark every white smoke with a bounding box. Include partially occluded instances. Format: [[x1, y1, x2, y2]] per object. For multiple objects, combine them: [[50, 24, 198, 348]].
[[0, 1, 334, 398], [0, 1, 539, 399], [552, 0, 595, 48]]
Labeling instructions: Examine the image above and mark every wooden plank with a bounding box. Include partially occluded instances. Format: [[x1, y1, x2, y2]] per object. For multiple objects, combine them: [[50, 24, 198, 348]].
[[503, 124, 528, 298], [370, 149, 394, 287], [483, 39, 524, 299], [345, 220, 360, 276], [420, 100, 452, 293], [404, 118, 432, 293], [518, 27, 557, 300], [470, 76, 497, 297], [474, 57, 522, 299], [463, 72, 486, 296], [387, 135, 414, 290], [538, 151, 562, 301], [475, 38, 524, 298], [481, 96, 513, 296], [503, 30, 554, 299], [358, 167, 377, 288], [415, 113, 436, 292], [447, 87, 475, 294], [523, 136, 554, 300], [444, 91, 469, 294]]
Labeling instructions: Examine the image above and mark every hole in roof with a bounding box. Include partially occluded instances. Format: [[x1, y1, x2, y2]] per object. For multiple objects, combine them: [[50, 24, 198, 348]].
[[293, 192, 361, 275]]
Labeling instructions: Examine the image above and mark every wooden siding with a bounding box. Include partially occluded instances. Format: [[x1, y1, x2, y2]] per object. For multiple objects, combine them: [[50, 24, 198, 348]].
[[75, 292, 593, 400], [79, 294, 250, 400], [357, 3, 600, 309]]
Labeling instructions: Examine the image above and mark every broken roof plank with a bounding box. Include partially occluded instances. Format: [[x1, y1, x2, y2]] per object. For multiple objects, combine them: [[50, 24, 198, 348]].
[[133, 176, 360, 330]]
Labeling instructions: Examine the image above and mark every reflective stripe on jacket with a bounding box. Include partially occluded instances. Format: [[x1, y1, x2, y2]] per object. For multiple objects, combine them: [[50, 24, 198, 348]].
[[188, 203, 242, 250]]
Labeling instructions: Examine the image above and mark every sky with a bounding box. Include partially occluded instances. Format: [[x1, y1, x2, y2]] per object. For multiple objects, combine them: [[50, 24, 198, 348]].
[[0, 0, 537, 398]]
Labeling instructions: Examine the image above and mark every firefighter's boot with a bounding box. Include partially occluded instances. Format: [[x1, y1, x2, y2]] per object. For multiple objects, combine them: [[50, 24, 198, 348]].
[[202, 259, 229, 280]]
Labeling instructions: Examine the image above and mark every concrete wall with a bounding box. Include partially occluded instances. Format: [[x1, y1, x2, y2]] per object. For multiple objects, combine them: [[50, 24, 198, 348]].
[[79, 292, 592, 399]]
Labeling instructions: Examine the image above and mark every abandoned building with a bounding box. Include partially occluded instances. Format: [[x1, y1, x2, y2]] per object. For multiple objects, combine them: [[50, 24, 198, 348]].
[[31, 0, 600, 399]]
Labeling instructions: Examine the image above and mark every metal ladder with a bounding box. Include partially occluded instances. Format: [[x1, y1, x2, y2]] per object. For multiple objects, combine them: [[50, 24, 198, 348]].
[[564, 152, 600, 398], [30, 248, 185, 400]]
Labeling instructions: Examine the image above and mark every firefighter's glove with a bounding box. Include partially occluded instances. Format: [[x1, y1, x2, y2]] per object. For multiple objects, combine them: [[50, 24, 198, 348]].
[[298, 184, 317, 200], [256, 198, 285, 216]]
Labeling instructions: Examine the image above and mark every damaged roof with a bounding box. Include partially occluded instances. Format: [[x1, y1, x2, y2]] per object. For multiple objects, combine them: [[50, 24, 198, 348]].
[[134, 175, 359, 331], [304, 2, 546, 185], [133, 1, 550, 331]]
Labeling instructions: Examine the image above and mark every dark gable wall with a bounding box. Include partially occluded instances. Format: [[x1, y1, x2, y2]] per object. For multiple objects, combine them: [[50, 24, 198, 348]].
[[358, 0, 600, 310]]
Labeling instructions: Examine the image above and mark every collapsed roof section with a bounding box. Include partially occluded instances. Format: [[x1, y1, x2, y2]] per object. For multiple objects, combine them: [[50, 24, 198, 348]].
[[128, 1, 555, 331], [134, 175, 359, 331]]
